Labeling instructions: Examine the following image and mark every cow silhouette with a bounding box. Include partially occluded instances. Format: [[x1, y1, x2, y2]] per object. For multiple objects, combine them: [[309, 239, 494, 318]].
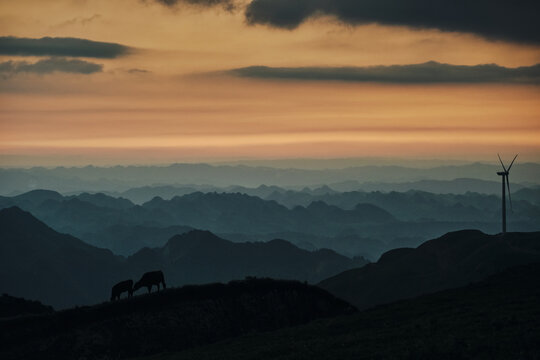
[[133, 270, 166, 294], [110, 279, 133, 301]]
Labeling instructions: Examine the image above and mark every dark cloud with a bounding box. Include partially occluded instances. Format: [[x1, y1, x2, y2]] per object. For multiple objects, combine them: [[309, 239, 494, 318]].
[[226, 61, 540, 84], [245, 0, 540, 44], [127, 68, 150, 74], [0, 57, 102, 76], [153, 0, 236, 11], [0, 36, 131, 58]]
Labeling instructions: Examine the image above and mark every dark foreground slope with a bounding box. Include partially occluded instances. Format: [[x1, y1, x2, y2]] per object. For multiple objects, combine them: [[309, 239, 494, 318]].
[[319, 230, 540, 309], [0, 279, 354, 360], [141, 262, 540, 360]]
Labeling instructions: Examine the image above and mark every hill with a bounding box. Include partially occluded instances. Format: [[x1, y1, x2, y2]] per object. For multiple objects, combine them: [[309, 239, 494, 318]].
[[127, 230, 367, 284], [0, 207, 127, 308], [319, 230, 540, 309], [0, 207, 363, 308], [149, 262, 540, 360], [0, 278, 354, 360]]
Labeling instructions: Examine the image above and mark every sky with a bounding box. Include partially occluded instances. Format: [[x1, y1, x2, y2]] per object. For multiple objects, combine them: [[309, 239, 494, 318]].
[[0, 0, 539, 167]]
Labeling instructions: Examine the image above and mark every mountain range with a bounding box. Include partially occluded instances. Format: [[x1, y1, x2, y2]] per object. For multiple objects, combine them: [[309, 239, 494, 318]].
[[2, 162, 539, 195], [1, 188, 539, 259]]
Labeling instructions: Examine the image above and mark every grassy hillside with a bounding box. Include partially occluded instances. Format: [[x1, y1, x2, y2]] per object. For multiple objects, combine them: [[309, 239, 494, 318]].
[[0, 278, 354, 360], [140, 262, 540, 360]]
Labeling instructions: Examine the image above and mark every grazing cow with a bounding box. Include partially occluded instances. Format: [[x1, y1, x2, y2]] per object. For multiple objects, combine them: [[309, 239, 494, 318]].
[[133, 270, 166, 294], [110, 279, 133, 301]]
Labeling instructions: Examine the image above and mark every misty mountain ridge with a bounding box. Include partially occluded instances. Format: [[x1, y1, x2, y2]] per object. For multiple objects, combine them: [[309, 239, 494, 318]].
[[1, 161, 539, 195], [1, 188, 538, 259], [0, 190, 402, 256]]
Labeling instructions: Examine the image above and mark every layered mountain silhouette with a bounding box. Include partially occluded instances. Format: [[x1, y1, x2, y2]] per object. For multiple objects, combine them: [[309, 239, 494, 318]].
[[0, 207, 364, 308], [0, 190, 398, 256], [266, 188, 539, 223], [319, 230, 540, 309], [1, 189, 538, 259]]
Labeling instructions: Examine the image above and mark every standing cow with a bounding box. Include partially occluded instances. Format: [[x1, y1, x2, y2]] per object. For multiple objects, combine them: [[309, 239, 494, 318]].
[[133, 270, 167, 294], [110, 279, 133, 301]]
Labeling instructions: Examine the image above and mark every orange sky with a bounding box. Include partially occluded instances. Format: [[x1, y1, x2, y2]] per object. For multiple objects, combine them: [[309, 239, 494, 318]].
[[1, 0, 539, 166]]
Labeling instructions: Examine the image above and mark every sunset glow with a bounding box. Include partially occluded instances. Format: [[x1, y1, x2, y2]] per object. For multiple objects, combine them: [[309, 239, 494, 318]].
[[1, 0, 539, 166]]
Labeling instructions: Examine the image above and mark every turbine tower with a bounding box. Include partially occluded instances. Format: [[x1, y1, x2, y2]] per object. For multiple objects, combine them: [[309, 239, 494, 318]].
[[497, 153, 518, 234]]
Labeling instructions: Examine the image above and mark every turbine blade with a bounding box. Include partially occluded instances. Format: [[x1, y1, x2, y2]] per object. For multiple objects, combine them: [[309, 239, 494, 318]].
[[507, 154, 518, 172], [498, 153, 507, 172], [506, 174, 513, 211]]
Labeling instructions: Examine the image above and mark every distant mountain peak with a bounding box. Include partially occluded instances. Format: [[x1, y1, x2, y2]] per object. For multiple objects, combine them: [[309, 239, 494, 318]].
[[13, 189, 63, 202]]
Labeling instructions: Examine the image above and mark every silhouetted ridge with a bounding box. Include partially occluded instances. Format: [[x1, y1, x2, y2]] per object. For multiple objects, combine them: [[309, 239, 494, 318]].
[[319, 230, 540, 309], [377, 247, 415, 265]]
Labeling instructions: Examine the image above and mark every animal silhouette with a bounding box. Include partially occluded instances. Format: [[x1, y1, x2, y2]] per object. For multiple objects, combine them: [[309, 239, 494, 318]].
[[110, 279, 133, 301], [133, 270, 166, 294]]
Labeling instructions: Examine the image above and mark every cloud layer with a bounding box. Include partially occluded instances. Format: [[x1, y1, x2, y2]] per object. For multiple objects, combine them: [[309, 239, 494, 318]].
[[226, 62, 540, 84], [0, 57, 102, 76], [153, 0, 236, 11], [244, 0, 540, 44], [0, 36, 131, 58]]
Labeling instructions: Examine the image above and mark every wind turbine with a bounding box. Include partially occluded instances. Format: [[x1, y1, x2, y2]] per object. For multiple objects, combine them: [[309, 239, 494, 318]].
[[496, 153, 518, 234]]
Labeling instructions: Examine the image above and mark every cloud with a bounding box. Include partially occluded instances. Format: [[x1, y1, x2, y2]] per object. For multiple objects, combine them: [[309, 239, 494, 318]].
[[0, 57, 102, 76], [52, 14, 102, 29], [127, 68, 151, 74], [152, 0, 236, 11], [225, 61, 540, 84], [244, 0, 540, 44], [0, 36, 131, 58]]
